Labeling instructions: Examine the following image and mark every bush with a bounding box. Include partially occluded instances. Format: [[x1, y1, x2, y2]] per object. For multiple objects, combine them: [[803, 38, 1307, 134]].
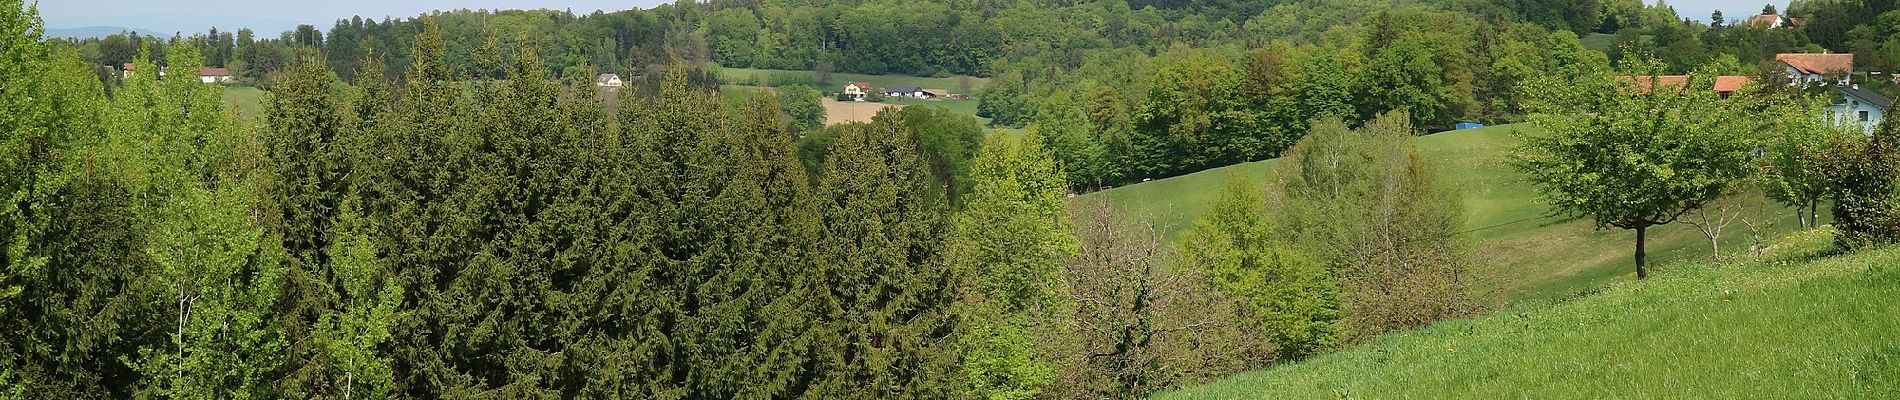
[[1819, 119, 1900, 247]]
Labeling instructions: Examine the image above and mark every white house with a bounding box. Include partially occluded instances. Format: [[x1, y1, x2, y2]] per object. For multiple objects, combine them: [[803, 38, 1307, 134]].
[[843, 82, 871, 100], [1829, 85, 1889, 132], [1748, 13, 1786, 29], [1778, 53, 1853, 86], [198, 67, 233, 84], [596, 73, 623, 90], [884, 85, 932, 99]]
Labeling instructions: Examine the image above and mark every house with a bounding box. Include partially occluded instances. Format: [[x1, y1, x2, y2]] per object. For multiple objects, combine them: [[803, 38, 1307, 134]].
[[843, 82, 872, 100], [1829, 85, 1890, 132], [1616, 75, 1754, 98], [596, 73, 623, 90], [922, 89, 949, 99], [1748, 13, 1787, 29], [884, 85, 931, 99], [1777, 53, 1854, 86], [198, 67, 233, 84], [121, 63, 167, 79]]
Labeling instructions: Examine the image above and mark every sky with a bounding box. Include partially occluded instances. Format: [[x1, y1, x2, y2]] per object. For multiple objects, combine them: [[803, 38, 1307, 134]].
[[36, 0, 1788, 37], [1670, 1, 1790, 25], [35, 0, 673, 35]]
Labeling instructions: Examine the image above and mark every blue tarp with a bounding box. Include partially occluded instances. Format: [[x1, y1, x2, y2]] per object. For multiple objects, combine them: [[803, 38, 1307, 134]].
[[1454, 122, 1485, 130]]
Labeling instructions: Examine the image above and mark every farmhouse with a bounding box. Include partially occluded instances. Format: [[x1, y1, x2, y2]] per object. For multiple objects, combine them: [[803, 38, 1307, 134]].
[[1777, 53, 1853, 86], [884, 85, 932, 99], [1830, 85, 1889, 132], [843, 82, 871, 100], [596, 73, 623, 90], [198, 67, 233, 84]]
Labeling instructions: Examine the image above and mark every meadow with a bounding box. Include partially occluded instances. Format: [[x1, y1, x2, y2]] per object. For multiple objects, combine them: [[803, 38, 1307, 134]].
[[1078, 124, 1813, 301], [1157, 229, 1900, 398], [714, 66, 988, 95]]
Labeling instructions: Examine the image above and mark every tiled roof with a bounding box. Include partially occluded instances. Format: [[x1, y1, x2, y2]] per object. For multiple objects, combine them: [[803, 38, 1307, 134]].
[[1616, 75, 1753, 94], [199, 67, 231, 77], [1777, 53, 1853, 75]]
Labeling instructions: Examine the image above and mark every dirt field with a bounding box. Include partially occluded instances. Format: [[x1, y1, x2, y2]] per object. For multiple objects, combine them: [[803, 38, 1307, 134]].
[[823, 99, 905, 125]]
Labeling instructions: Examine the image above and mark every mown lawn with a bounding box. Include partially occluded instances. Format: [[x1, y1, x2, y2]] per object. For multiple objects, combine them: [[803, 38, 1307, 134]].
[[1157, 229, 1900, 399], [223, 85, 267, 122], [1077, 124, 1814, 301], [715, 67, 987, 95]]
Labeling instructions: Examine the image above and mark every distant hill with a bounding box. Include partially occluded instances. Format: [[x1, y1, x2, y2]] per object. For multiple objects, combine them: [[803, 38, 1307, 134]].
[[45, 26, 158, 39]]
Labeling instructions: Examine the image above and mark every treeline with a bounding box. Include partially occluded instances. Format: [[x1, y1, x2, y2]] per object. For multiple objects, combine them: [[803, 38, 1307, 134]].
[[983, 3, 1613, 189], [3, 5, 1484, 399]]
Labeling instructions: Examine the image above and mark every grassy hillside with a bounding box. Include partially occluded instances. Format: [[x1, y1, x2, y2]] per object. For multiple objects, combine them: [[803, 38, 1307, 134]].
[[1157, 230, 1900, 399], [715, 67, 987, 95], [1078, 124, 1811, 301], [223, 86, 267, 122]]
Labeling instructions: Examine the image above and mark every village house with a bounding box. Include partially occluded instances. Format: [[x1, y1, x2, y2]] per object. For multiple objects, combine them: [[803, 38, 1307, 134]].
[[198, 67, 233, 84], [596, 73, 623, 90], [121, 63, 167, 79], [1777, 53, 1854, 86], [1831, 85, 1890, 132], [843, 82, 872, 100], [1748, 13, 1787, 29], [884, 85, 932, 99]]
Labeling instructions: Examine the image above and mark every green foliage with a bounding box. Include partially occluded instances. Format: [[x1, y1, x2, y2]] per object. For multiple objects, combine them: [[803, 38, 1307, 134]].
[[1176, 173, 1337, 359], [1513, 61, 1767, 278], [1819, 116, 1900, 247], [779, 84, 826, 135], [1161, 231, 1899, 399], [1763, 100, 1855, 229], [805, 107, 961, 398], [1276, 114, 1473, 339], [950, 131, 1076, 399]]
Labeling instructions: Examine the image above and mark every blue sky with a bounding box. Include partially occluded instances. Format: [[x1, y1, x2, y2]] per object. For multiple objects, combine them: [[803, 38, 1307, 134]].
[[35, 0, 1786, 37]]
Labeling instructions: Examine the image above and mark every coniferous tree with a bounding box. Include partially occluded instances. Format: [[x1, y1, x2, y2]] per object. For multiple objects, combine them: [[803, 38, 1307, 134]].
[[803, 108, 962, 399]]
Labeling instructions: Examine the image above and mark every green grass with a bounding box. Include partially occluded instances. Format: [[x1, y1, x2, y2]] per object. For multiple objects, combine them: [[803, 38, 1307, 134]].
[[1078, 124, 1812, 301], [1157, 229, 1900, 399], [223, 86, 267, 122], [715, 67, 987, 95]]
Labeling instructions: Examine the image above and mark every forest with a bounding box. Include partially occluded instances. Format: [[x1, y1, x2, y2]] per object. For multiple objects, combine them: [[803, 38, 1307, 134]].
[[12, 0, 1900, 399]]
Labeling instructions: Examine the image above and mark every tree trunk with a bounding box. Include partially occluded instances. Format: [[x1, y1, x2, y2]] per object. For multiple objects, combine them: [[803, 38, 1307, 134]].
[[1796, 208, 1809, 229], [1635, 226, 1649, 280], [1810, 202, 1820, 228]]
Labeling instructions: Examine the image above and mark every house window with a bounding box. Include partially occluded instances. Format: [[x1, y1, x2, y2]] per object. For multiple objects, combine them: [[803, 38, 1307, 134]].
[[1860, 111, 1871, 122], [1853, 101, 1860, 107]]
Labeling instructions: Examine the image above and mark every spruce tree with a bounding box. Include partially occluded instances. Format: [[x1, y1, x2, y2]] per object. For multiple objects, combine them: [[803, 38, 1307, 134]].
[[803, 108, 961, 399]]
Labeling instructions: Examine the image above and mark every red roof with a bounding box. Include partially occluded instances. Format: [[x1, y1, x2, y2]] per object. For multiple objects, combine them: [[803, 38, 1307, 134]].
[[1748, 14, 1784, 28], [1617, 75, 1754, 94], [122, 62, 134, 70], [1777, 53, 1853, 75], [199, 67, 231, 77], [847, 82, 871, 89]]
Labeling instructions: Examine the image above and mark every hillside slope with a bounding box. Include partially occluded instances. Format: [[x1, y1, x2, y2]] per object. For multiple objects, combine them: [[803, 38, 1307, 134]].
[[1157, 231, 1900, 399], [1076, 124, 1811, 300]]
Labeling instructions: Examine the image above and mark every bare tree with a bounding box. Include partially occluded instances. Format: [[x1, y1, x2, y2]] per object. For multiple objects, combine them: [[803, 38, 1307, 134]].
[[1686, 185, 1760, 261], [1045, 200, 1266, 399]]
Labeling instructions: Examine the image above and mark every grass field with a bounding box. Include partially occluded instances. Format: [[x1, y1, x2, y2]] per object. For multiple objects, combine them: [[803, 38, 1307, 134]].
[[1078, 124, 1813, 301], [223, 86, 267, 122], [1157, 229, 1900, 399], [715, 67, 988, 95]]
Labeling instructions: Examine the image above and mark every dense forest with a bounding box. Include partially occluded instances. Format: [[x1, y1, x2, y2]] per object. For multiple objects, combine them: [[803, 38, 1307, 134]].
[[52, 0, 1900, 188], [12, 0, 1900, 398]]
